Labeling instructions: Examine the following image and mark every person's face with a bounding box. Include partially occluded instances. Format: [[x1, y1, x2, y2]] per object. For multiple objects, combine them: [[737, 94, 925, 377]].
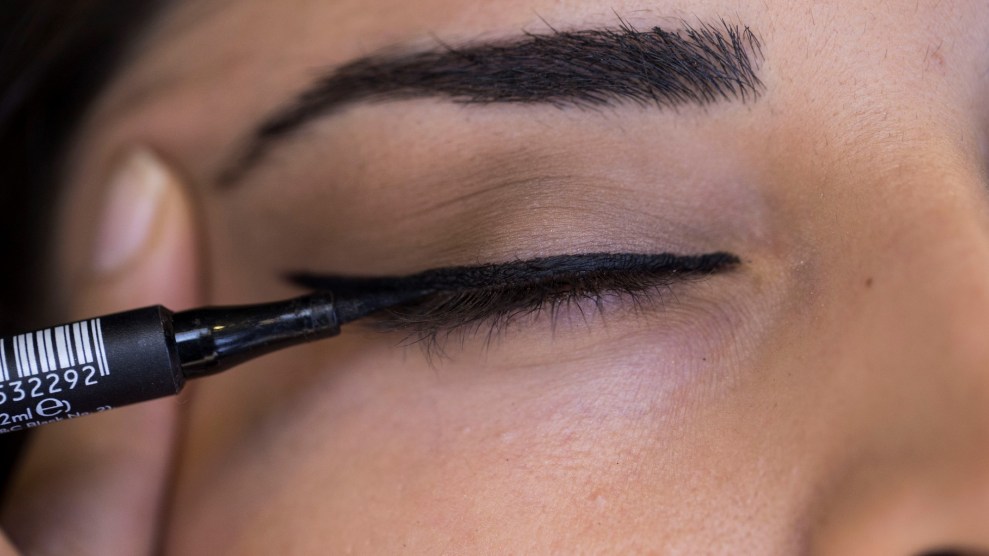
[[57, 0, 989, 552]]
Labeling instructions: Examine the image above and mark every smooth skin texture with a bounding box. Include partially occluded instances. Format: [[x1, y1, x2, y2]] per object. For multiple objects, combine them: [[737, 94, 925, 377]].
[[4, 0, 989, 554]]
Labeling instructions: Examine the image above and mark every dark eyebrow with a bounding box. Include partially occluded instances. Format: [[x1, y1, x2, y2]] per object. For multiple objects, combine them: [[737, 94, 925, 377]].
[[221, 19, 763, 185]]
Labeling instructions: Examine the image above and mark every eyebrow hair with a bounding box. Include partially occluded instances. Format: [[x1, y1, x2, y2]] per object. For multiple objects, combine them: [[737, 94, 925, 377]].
[[221, 19, 763, 185]]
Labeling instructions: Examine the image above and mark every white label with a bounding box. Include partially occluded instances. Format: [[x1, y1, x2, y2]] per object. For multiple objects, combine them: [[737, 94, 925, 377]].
[[0, 319, 110, 384]]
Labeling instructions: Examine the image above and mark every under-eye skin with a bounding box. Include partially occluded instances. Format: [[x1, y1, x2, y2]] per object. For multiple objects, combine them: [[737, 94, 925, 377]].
[[289, 252, 739, 354]]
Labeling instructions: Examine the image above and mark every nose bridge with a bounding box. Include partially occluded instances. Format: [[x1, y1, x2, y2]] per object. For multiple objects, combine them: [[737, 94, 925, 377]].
[[893, 167, 989, 404], [808, 158, 989, 553], [874, 158, 989, 456]]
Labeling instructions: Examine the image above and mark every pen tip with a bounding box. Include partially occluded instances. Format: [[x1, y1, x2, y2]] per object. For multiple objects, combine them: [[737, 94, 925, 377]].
[[332, 289, 429, 324]]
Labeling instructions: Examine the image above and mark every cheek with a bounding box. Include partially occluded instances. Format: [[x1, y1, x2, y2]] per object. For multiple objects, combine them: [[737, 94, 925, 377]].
[[256, 342, 780, 547], [231, 301, 765, 526], [256, 351, 691, 540]]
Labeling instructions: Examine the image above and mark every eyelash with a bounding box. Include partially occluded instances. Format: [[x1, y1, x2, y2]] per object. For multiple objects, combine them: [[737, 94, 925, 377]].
[[366, 269, 702, 356]]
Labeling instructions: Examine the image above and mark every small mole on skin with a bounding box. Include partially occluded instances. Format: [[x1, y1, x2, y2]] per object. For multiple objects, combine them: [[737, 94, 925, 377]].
[[865, 277, 874, 288]]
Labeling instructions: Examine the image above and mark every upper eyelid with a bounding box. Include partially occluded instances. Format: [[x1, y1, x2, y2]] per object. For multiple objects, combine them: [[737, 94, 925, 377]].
[[329, 252, 740, 355], [288, 252, 739, 297]]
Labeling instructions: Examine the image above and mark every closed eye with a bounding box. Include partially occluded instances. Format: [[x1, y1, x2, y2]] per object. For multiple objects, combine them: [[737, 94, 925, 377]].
[[288, 252, 739, 356]]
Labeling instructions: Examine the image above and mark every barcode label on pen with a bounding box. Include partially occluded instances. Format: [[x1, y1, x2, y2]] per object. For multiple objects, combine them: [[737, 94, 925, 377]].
[[0, 319, 110, 383]]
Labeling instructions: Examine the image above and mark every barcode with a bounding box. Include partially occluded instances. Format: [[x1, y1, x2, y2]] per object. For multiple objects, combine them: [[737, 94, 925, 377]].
[[0, 319, 110, 383]]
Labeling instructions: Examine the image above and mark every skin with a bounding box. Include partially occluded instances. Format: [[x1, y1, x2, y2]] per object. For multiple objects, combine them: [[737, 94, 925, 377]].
[[3, 0, 989, 553]]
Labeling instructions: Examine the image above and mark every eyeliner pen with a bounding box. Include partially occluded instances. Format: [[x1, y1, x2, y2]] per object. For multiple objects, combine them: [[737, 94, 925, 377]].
[[0, 292, 412, 434]]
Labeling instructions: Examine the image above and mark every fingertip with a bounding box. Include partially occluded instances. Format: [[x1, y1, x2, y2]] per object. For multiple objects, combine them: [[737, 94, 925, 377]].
[[77, 147, 205, 316]]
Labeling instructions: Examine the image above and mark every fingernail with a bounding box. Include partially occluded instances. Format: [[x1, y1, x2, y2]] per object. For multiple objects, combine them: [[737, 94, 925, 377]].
[[92, 149, 169, 274]]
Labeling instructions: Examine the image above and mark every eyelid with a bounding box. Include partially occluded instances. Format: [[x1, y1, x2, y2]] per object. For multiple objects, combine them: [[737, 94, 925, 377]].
[[289, 252, 738, 357], [290, 252, 738, 297], [366, 270, 669, 352]]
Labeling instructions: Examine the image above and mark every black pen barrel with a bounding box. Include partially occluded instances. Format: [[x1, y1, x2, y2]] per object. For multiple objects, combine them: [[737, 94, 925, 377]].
[[0, 306, 182, 433], [0, 293, 348, 434]]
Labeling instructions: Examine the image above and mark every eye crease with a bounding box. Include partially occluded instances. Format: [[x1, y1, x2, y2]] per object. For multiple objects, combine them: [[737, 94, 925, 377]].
[[289, 252, 739, 353]]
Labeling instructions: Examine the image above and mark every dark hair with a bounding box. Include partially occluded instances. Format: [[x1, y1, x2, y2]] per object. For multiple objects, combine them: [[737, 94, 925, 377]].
[[0, 0, 165, 491]]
